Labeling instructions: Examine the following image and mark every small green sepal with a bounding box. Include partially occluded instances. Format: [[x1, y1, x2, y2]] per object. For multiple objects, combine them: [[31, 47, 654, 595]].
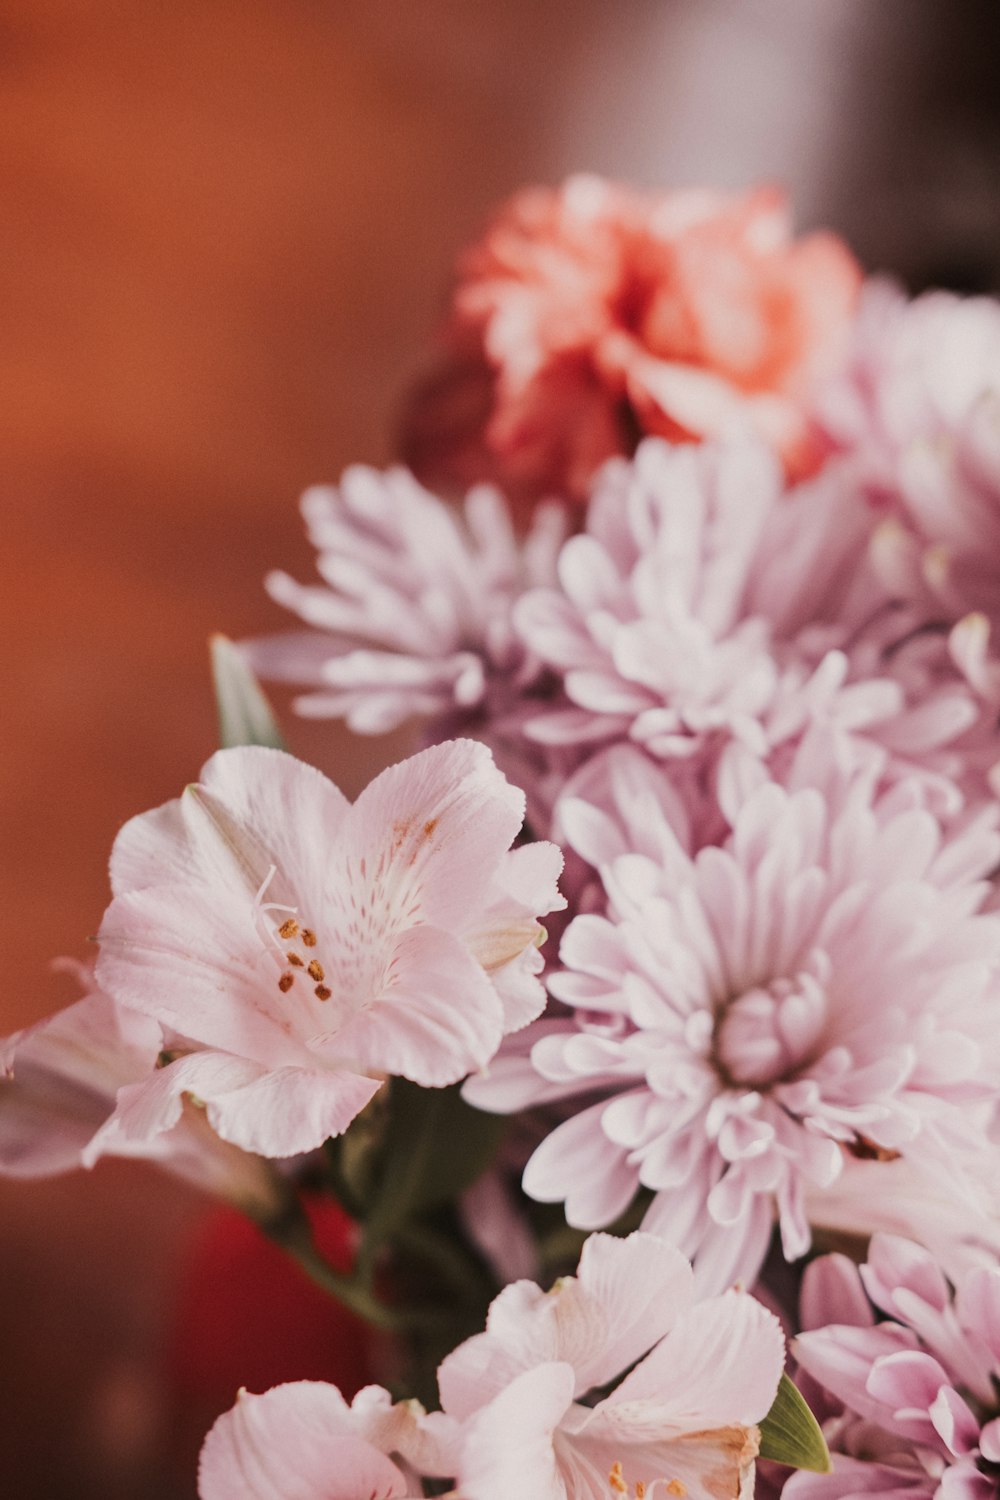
[[210, 634, 286, 750], [758, 1373, 832, 1473]]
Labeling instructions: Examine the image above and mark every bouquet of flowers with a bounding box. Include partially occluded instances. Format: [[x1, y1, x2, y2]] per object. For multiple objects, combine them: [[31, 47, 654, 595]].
[[8, 176, 1000, 1500]]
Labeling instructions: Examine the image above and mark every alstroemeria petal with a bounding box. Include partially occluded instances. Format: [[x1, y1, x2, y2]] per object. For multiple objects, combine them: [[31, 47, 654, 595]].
[[198, 1382, 411, 1500], [456, 1362, 575, 1500], [91, 1050, 382, 1159], [333, 926, 504, 1088], [97, 883, 313, 1071]]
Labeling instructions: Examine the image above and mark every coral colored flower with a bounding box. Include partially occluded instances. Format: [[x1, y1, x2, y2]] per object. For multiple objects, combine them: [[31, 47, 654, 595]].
[[440, 1230, 785, 1500], [466, 772, 1000, 1291], [403, 176, 861, 508], [0, 963, 282, 1215], [93, 741, 563, 1159], [786, 1235, 1000, 1500], [198, 1381, 456, 1500], [246, 465, 568, 735], [817, 283, 1000, 704]]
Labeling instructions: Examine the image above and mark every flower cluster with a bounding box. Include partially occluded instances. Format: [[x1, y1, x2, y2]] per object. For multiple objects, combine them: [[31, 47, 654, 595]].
[[8, 176, 1000, 1497]]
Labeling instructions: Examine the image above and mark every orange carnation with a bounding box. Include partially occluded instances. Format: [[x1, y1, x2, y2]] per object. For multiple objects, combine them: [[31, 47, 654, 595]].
[[403, 177, 861, 512]]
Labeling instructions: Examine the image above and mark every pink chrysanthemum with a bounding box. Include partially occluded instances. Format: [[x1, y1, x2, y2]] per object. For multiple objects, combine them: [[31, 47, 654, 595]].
[[817, 282, 1000, 702], [402, 176, 861, 510], [246, 464, 568, 735], [466, 768, 1000, 1291], [516, 438, 987, 822], [786, 1234, 1000, 1499]]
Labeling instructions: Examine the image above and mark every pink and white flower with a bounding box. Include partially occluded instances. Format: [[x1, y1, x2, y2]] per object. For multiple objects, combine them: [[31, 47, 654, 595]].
[[198, 1381, 457, 1500], [786, 1234, 1000, 1499], [516, 437, 987, 822], [817, 283, 1000, 703], [0, 963, 283, 1214], [93, 739, 563, 1159], [441, 1229, 785, 1500], [197, 1233, 783, 1500], [246, 464, 568, 736], [467, 770, 1000, 1290], [403, 176, 861, 509]]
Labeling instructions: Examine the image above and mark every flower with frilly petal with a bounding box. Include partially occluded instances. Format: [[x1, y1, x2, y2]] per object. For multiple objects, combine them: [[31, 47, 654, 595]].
[[403, 176, 861, 509], [817, 282, 1000, 704], [516, 438, 986, 820], [246, 464, 568, 735], [197, 1232, 784, 1500], [467, 766, 1000, 1291], [93, 739, 563, 1159], [786, 1234, 1000, 1499], [441, 1229, 785, 1500]]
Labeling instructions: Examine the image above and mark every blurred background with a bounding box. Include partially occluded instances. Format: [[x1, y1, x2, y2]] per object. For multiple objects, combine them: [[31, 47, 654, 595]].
[[3, 2, 999, 1494]]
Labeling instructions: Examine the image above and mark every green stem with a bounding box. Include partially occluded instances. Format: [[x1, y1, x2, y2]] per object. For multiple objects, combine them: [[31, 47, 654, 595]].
[[255, 1199, 403, 1332]]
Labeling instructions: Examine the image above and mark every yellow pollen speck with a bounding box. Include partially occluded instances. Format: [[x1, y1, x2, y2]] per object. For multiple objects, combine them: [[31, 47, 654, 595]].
[[301, 928, 318, 947], [635, 1485, 646, 1499], [287, 952, 304, 967], [307, 959, 325, 982], [278, 918, 299, 939], [609, 1462, 627, 1495], [666, 1482, 687, 1497], [278, 972, 294, 993], [315, 984, 332, 1001]]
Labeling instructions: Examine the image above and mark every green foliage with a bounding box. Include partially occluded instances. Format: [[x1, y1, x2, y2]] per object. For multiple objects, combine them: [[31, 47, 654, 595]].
[[210, 633, 286, 750], [759, 1372, 832, 1473]]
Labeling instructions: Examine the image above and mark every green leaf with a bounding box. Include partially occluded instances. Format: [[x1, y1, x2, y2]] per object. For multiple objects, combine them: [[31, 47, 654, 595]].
[[210, 634, 286, 750], [758, 1373, 831, 1473]]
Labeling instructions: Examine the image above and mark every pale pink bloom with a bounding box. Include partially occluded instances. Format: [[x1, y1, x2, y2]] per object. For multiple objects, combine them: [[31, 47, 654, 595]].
[[804, 1150, 1000, 1290], [467, 772, 1000, 1290], [198, 1381, 457, 1500], [246, 464, 568, 735], [0, 963, 283, 1215], [517, 438, 985, 821], [93, 740, 563, 1159], [403, 176, 861, 509], [817, 282, 1000, 705], [786, 1235, 1000, 1500], [440, 1230, 785, 1500]]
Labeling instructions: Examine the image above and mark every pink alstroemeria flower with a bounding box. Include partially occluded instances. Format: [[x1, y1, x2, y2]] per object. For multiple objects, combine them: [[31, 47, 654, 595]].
[[441, 1229, 785, 1500], [196, 1233, 784, 1500], [93, 740, 563, 1159], [198, 1381, 457, 1500], [0, 963, 283, 1216]]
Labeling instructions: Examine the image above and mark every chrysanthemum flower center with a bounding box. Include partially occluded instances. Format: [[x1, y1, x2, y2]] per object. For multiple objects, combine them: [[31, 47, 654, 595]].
[[713, 971, 826, 1088]]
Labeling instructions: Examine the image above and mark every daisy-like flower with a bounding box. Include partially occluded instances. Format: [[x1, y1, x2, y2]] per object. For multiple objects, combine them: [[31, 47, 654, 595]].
[[92, 739, 563, 1159], [817, 282, 1000, 702], [0, 962, 284, 1215], [402, 176, 861, 509], [198, 1381, 456, 1500], [245, 464, 568, 736], [441, 1229, 785, 1500], [516, 438, 986, 820], [786, 1234, 1000, 1499], [466, 769, 1000, 1291]]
